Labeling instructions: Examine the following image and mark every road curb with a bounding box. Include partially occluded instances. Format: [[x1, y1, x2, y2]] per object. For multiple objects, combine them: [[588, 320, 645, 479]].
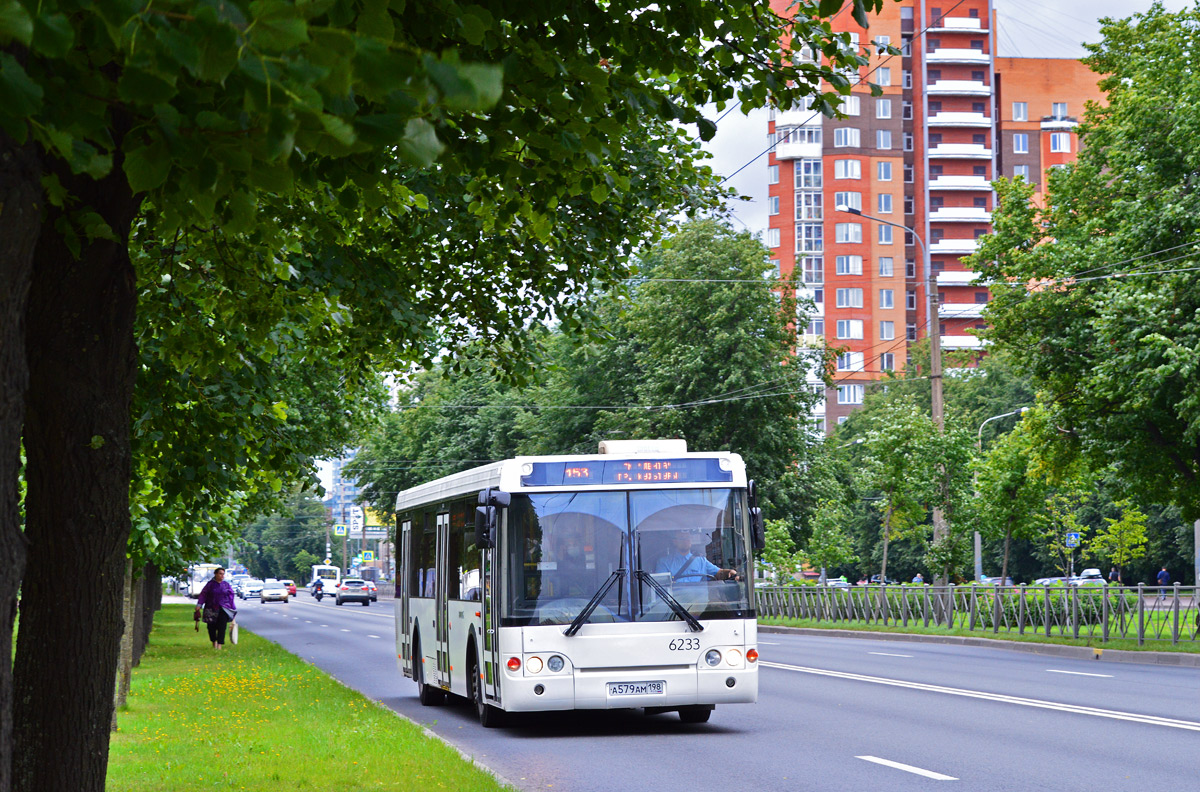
[[758, 624, 1200, 668]]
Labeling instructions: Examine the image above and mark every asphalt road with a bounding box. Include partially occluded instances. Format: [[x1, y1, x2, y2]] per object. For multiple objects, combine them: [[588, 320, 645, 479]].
[[234, 595, 1200, 790]]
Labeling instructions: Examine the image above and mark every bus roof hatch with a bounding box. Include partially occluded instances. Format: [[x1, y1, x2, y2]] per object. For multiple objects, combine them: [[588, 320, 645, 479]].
[[598, 439, 688, 455]]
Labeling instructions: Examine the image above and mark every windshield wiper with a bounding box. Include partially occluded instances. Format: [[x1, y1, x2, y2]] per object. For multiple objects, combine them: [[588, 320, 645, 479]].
[[563, 569, 625, 637], [636, 570, 704, 633]]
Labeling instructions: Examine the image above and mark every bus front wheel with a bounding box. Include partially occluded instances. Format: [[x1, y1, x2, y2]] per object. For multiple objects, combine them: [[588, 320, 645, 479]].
[[678, 706, 712, 724], [468, 652, 506, 728]]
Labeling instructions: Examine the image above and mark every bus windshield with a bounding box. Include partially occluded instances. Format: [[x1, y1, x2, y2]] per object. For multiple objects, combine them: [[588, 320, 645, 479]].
[[504, 489, 752, 627]]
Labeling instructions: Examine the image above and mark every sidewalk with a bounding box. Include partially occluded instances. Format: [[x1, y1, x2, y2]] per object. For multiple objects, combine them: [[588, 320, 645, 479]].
[[760, 624, 1200, 668]]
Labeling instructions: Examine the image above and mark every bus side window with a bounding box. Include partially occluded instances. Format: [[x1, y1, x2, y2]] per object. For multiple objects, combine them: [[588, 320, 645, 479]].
[[411, 512, 436, 598]]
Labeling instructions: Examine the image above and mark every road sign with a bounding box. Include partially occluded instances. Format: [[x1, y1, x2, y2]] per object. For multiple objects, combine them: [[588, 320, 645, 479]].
[[362, 551, 375, 562], [333, 524, 347, 537], [1066, 532, 1080, 548], [349, 506, 364, 532]]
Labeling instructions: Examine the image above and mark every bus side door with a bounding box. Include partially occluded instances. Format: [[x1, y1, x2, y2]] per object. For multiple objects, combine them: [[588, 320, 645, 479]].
[[399, 519, 412, 678], [435, 511, 451, 691], [482, 513, 502, 705]]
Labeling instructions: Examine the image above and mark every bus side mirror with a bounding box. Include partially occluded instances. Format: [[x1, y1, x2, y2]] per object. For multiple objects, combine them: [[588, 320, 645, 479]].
[[475, 505, 496, 549], [750, 507, 765, 551]]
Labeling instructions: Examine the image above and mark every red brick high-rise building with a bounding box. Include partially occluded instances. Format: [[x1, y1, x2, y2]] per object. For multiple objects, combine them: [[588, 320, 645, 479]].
[[765, 0, 1105, 432]]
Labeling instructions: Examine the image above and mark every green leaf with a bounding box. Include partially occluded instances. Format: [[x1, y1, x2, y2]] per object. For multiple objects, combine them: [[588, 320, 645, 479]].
[[319, 113, 357, 146], [357, 0, 394, 42], [123, 138, 171, 194], [223, 190, 258, 236], [31, 12, 72, 57], [818, 0, 846, 18], [0, 52, 42, 131], [458, 11, 488, 45], [395, 118, 443, 167], [118, 68, 178, 105], [0, 0, 33, 45], [251, 16, 309, 51]]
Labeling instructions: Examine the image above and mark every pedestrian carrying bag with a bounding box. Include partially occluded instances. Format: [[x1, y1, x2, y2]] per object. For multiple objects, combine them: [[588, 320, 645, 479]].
[[201, 607, 219, 624], [229, 621, 238, 645]]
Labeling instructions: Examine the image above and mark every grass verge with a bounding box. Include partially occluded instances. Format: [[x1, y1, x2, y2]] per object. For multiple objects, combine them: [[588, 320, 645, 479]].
[[107, 604, 512, 791], [760, 617, 1200, 653]]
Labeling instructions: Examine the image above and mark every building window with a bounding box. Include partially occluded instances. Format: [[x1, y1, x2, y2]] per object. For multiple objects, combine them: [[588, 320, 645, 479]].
[[878, 225, 893, 244], [975, 291, 989, 304], [906, 289, 917, 309], [907, 323, 917, 341], [834, 159, 862, 179], [1013, 133, 1028, 154], [930, 133, 943, 146], [931, 196, 944, 209], [928, 69, 941, 81], [841, 95, 861, 116], [903, 70, 912, 88], [837, 351, 865, 371], [834, 127, 861, 147], [879, 288, 894, 309], [879, 257, 894, 277], [796, 191, 822, 220], [971, 70, 985, 82], [835, 223, 863, 243], [1050, 132, 1071, 153], [836, 320, 864, 340], [767, 227, 780, 248], [876, 99, 892, 119], [973, 133, 986, 145], [877, 67, 891, 86], [904, 164, 914, 183], [768, 196, 780, 215], [1013, 101, 1028, 122], [796, 159, 823, 188], [875, 34, 891, 47], [836, 255, 863, 275], [906, 259, 916, 278], [903, 133, 913, 152], [973, 165, 987, 176], [769, 259, 780, 278], [902, 102, 913, 121], [800, 256, 823, 284], [878, 161, 893, 181], [877, 129, 892, 150], [1052, 102, 1068, 119], [878, 193, 893, 214], [1014, 164, 1030, 180], [768, 164, 779, 185], [797, 222, 823, 252], [834, 191, 861, 211], [813, 288, 823, 303], [837, 384, 864, 404], [904, 195, 914, 215], [805, 318, 824, 337], [880, 320, 895, 340], [880, 352, 895, 371]]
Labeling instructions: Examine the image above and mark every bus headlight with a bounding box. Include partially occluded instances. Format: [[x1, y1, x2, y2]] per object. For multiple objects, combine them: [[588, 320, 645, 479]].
[[726, 648, 742, 666], [527, 656, 543, 674], [705, 649, 722, 667], [547, 655, 565, 672]]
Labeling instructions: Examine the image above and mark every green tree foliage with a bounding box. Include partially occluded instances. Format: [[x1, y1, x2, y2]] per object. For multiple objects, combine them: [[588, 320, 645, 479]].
[[237, 492, 330, 582], [760, 519, 803, 585], [802, 499, 858, 583], [1090, 499, 1150, 581], [971, 4, 1200, 522]]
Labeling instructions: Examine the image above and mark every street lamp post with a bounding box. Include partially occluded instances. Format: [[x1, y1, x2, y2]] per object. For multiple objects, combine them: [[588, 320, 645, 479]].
[[836, 205, 947, 580], [973, 407, 1031, 581]]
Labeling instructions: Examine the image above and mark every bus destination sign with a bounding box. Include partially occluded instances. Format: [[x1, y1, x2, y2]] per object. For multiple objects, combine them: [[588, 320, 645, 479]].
[[521, 458, 732, 486]]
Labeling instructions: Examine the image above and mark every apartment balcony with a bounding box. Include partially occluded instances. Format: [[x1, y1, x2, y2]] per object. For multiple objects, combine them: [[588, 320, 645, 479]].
[[926, 48, 990, 65], [929, 175, 992, 191], [939, 302, 985, 319], [930, 207, 991, 223], [1040, 117, 1080, 131], [929, 143, 992, 160], [775, 107, 820, 127], [936, 270, 982, 286], [928, 111, 991, 128], [927, 80, 992, 97], [931, 238, 979, 255], [940, 335, 985, 350], [774, 140, 822, 160], [929, 17, 989, 33]]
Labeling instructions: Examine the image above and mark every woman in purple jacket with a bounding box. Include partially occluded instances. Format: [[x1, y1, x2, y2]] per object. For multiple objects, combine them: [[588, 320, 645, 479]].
[[195, 568, 237, 649]]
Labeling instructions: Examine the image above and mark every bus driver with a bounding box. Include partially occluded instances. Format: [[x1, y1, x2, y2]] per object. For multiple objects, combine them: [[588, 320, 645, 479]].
[[655, 529, 740, 582]]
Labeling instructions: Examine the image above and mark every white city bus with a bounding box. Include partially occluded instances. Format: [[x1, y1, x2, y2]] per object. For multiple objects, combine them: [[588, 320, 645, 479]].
[[187, 563, 223, 598], [394, 440, 764, 727], [309, 564, 341, 595]]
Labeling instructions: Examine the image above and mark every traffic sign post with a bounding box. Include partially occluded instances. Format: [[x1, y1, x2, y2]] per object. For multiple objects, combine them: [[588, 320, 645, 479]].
[[362, 551, 375, 562], [333, 524, 347, 537], [1066, 532, 1080, 548]]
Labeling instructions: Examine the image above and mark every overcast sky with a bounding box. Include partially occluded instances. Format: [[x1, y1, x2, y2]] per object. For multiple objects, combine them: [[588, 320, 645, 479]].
[[709, 0, 1192, 237]]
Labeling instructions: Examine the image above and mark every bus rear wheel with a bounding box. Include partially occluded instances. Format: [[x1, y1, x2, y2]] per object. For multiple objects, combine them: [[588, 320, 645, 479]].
[[468, 652, 505, 728], [678, 706, 712, 724], [414, 635, 445, 706]]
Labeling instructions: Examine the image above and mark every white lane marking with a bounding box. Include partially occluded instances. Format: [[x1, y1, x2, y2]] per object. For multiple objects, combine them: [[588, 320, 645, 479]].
[[304, 620, 312, 624], [1048, 669, 1113, 678], [759, 641, 781, 645], [869, 652, 913, 658], [761, 661, 1200, 731], [341, 629, 351, 633], [367, 634, 381, 639], [857, 756, 957, 781]]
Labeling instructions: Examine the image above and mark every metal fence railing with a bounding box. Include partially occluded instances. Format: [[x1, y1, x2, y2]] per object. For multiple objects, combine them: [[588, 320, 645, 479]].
[[755, 583, 1200, 647]]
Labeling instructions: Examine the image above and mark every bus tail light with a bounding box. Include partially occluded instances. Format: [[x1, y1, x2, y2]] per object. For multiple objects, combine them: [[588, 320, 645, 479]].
[[746, 648, 759, 663], [507, 657, 521, 672]]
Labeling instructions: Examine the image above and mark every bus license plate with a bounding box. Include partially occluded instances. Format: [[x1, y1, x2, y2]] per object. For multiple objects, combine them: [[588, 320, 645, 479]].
[[607, 681, 665, 697]]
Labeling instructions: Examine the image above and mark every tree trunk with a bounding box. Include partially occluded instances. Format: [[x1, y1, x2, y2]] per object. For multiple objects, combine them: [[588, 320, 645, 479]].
[[135, 562, 157, 666], [1001, 520, 1013, 588], [0, 125, 42, 792], [12, 152, 138, 791], [113, 559, 134, 731], [880, 504, 892, 583]]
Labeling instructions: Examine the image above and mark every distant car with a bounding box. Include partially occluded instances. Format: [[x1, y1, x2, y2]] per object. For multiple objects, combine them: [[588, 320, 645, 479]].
[[979, 575, 1015, 586], [335, 578, 371, 606], [869, 574, 899, 585], [1071, 568, 1106, 586], [280, 579, 297, 596], [241, 580, 264, 599], [261, 580, 289, 603], [364, 580, 378, 602], [1033, 576, 1069, 586]]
